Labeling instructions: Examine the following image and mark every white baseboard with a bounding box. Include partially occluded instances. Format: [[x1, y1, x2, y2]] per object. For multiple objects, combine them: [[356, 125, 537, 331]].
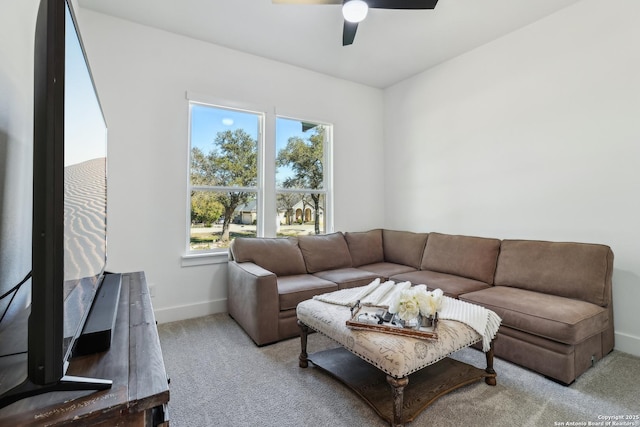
[[614, 331, 640, 357], [154, 298, 227, 324]]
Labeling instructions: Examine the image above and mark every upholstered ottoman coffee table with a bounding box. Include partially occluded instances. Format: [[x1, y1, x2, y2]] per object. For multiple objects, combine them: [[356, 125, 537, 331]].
[[297, 298, 499, 427]]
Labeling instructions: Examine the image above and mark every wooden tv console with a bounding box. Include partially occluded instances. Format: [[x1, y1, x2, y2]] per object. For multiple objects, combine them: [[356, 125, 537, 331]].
[[0, 271, 170, 426]]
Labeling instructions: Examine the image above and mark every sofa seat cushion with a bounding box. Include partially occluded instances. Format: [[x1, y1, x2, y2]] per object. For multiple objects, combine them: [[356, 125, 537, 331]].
[[278, 274, 338, 311], [298, 232, 353, 273], [390, 270, 491, 298], [344, 229, 384, 267], [460, 287, 608, 345], [313, 268, 380, 290], [420, 232, 501, 284], [356, 262, 417, 280]]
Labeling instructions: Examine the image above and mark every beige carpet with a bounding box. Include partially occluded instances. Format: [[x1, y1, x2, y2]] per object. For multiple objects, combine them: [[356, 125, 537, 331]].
[[158, 313, 640, 427]]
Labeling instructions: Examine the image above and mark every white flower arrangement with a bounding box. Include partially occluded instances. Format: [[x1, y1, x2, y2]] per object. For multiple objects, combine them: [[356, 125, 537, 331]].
[[388, 287, 443, 321]]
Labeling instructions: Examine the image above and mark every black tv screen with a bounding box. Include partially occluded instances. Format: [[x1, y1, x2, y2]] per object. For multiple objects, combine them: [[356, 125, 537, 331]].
[[0, 0, 111, 408], [29, 0, 108, 385]]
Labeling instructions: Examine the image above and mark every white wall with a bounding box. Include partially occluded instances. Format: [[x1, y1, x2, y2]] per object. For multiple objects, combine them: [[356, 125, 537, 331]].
[[0, 0, 39, 318], [76, 10, 385, 323], [383, 0, 640, 356]]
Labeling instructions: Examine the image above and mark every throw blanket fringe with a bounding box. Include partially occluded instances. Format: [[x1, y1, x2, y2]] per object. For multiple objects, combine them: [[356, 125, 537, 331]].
[[312, 279, 501, 352], [439, 296, 502, 352]]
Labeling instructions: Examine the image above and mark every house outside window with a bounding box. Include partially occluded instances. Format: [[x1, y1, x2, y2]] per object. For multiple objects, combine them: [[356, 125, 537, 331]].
[[187, 97, 332, 253], [276, 116, 329, 237]]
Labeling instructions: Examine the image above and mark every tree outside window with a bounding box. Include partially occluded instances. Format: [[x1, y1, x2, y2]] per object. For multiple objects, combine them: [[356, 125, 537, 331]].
[[276, 121, 326, 236], [187, 100, 331, 253], [189, 104, 259, 250]]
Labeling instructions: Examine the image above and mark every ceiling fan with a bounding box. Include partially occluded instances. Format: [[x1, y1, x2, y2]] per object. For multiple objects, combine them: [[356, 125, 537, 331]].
[[273, 0, 439, 46]]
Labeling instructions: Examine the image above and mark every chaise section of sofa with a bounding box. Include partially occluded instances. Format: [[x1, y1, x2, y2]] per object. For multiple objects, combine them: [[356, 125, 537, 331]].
[[460, 239, 615, 384]]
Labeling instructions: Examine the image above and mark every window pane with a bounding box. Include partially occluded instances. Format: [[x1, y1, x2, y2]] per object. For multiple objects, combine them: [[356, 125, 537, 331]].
[[276, 118, 324, 191], [276, 192, 325, 236], [190, 190, 257, 250], [191, 104, 259, 187], [189, 103, 260, 252]]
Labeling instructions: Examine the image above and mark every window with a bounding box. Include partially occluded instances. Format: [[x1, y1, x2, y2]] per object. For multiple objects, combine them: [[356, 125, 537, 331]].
[[276, 117, 328, 237], [189, 103, 261, 251], [187, 97, 332, 254]]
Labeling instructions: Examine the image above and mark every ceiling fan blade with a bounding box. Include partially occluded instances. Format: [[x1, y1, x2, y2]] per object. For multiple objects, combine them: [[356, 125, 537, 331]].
[[367, 0, 438, 9], [342, 21, 358, 46], [272, 0, 341, 4]]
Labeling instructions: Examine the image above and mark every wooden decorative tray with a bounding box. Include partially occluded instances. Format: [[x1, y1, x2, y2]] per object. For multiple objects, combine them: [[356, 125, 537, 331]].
[[345, 303, 438, 340]]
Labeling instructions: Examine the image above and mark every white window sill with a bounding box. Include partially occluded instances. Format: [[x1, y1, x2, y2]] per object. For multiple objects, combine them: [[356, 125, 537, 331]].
[[181, 251, 229, 267]]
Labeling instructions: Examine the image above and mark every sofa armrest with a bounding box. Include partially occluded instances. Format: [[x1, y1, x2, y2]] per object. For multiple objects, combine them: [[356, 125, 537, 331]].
[[227, 261, 280, 345]]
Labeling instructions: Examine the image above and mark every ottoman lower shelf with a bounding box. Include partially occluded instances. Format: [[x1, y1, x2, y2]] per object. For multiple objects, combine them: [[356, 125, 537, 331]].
[[305, 346, 495, 426]]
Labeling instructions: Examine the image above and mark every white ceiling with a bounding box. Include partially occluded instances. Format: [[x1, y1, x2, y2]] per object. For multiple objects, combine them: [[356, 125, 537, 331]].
[[77, 0, 582, 88]]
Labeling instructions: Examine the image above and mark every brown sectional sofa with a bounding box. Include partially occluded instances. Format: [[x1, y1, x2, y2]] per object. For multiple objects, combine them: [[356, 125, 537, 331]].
[[227, 229, 614, 384]]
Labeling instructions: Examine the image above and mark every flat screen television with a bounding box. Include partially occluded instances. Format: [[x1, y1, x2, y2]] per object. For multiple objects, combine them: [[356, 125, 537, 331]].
[[0, 0, 117, 408]]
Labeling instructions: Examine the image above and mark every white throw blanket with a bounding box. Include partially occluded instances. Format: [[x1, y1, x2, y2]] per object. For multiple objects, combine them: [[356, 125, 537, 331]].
[[313, 279, 501, 352]]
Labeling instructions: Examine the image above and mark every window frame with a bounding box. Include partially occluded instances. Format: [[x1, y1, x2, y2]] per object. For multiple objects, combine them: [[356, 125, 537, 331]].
[[183, 93, 333, 261], [274, 114, 333, 236]]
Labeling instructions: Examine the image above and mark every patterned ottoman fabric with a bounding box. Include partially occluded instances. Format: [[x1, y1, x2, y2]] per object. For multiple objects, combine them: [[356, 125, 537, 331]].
[[297, 298, 482, 379]]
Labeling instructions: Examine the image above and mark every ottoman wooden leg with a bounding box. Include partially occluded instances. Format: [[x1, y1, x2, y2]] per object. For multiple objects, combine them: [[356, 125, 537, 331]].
[[386, 375, 409, 427], [298, 320, 309, 368]]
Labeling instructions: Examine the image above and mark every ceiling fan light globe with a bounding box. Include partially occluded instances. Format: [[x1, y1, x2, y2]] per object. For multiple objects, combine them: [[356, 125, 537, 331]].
[[342, 0, 368, 23]]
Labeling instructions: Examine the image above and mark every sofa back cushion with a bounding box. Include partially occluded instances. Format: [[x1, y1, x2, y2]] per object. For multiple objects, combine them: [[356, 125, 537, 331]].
[[344, 229, 384, 267], [382, 230, 429, 269], [421, 232, 501, 284], [298, 232, 352, 273], [230, 237, 307, 276], [494, 240, 614, 306]]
